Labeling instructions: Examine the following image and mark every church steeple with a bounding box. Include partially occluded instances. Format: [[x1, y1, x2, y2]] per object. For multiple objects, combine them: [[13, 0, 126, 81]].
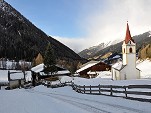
[[124, 22, 135, 44], [122, 22, 136, 66]]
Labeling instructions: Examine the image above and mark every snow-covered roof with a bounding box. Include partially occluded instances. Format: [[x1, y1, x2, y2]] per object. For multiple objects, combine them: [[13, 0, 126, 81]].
[[9, 71, 24, 80], [31, 63, 44, 73], [76, 61, 99, 73], [0, 70, 26, 82], [112, 61, 125, 70], [112, 55, 121, 59], [79, 61, 99, 69], [40, 70, 70, 76], [96, 71, 111, 79], [25, 71, 31, 82], [31, 63, 70, 75], [57, 70, 70, 75], [87, 71, 97, 75]]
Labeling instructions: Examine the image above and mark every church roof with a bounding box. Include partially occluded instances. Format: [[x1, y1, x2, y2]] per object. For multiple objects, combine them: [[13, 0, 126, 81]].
[[112, 61, 126, 71], [124, 22, 135, 44]]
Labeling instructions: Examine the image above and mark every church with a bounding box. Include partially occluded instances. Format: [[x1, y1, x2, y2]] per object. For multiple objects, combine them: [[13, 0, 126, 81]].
[[112, 22, 140, 80]]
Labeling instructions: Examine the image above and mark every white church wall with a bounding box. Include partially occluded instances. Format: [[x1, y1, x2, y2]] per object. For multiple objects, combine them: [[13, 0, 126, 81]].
[[112, 68, 120, 80], [120, 66, 140, 80], [122, 54, 127, 65], [126, 54, 136, 67]]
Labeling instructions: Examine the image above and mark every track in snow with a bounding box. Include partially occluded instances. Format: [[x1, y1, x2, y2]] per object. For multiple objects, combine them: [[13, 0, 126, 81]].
[[26, 89, 145, 113]]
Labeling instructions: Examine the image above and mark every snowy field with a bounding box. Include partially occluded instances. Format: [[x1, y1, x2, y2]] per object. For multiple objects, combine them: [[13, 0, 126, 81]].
[[1, 59, 151, 113], [137, 59, 151, 79], [0, 85, 151, 113]]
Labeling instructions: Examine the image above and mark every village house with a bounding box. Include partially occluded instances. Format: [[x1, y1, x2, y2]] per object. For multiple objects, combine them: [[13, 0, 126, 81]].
[[112, 22, 140, 80], [76, 60, 111, 78], [31, 63, 71, 86]]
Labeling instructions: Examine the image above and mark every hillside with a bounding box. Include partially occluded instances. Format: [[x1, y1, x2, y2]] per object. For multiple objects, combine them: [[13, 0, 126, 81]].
[[79, 31, 151, 60], [78, 39, 123, 59], [139, 44, 151, 59], [0, 1, 86, 70], [78, 42, 111, 59]]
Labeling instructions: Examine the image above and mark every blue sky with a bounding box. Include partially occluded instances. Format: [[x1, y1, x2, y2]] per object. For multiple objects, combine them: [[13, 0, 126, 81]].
[[4, 0, 151, 52], [5, 0, 105, 38]]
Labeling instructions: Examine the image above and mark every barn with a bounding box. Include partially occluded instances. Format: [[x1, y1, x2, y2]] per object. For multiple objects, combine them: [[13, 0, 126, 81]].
[[76, 61, 111, 78]]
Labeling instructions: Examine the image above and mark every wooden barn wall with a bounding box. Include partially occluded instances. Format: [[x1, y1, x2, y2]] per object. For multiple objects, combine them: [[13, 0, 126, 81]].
[[79, 62, 111, 78]]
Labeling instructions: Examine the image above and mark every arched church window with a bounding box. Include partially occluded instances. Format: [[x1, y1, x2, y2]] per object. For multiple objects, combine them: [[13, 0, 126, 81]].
[[124, 48, 125, 53], [129, 48, 132, 53], [130, 41, 131, 44]]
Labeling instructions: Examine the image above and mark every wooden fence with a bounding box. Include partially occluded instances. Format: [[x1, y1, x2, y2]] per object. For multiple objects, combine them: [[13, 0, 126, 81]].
[[45, 81, 72, 88], [71, 83, 151, 102]]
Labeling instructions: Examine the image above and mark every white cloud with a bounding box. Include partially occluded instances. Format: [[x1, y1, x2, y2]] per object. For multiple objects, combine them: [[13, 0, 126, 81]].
[[55, 0, 151, 52], [53, 36, 87, 53]]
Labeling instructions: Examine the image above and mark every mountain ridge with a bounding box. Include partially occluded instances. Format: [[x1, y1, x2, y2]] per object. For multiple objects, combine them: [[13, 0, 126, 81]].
[[79, 31, 151, 60], [78, 39, 122, 59], [0, 0, 86, 70]]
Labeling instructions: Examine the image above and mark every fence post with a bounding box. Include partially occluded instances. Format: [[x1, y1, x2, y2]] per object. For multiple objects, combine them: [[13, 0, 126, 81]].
[[72, 82, 74, 89], [84, 85, 85, 94], [99, 84, 101, 94], [90, 85, 91, 94], [110, 85, 113, 96], [78, 85, 81, 93], [124, 86, 127, 98]]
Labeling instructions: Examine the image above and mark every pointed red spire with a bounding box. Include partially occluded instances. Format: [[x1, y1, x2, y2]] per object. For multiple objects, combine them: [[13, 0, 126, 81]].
[[124, 22, 135, 44]]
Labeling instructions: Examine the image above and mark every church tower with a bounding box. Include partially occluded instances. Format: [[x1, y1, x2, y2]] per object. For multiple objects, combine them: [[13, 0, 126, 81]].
[[112, 22, 140, 80], [122, 22, 136, 67]]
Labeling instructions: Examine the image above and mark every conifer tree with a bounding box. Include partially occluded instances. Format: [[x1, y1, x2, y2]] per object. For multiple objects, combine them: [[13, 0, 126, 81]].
[[32, 58, 36, 67], [44, 43, 57, 74]]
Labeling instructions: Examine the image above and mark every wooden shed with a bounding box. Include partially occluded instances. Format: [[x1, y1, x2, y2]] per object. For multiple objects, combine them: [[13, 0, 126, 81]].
[[31, 63, 71, 86]]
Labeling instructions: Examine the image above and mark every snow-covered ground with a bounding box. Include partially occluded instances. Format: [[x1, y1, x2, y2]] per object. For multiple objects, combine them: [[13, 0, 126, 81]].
[[0, 70, 8, 82], [1, 59, 151, 113], [73, 76, 151, 86], [0, 85, 151, 113], [137, 59, 151, 79]]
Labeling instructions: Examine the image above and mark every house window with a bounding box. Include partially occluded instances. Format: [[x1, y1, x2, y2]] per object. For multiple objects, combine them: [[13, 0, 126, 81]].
[[130, 41, 131, 44], [129, 48, 132, 53]]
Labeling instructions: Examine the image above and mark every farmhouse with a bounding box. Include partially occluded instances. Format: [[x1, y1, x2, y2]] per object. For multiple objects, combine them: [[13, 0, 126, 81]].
[[112, 22, 140, 80], [76, 60, 111, 78], [31, 63, 71, 86]]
